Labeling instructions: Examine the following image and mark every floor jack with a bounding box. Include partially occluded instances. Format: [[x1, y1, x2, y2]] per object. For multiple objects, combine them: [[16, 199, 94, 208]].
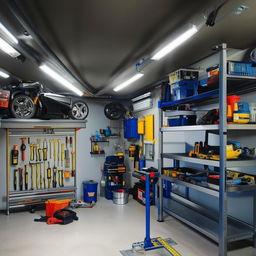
[[121, 170, 182, 256]]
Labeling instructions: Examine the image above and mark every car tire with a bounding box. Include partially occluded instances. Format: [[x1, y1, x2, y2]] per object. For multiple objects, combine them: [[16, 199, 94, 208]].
[[69, 101, 89, 120], [10, 94, 36, 119]]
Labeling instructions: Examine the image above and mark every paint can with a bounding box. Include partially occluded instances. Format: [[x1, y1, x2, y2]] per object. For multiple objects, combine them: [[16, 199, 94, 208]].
[[113, 189, 129, 205]]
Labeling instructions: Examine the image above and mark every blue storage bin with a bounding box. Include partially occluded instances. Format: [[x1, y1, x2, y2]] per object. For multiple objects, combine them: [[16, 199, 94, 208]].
[[124, 118, 140, 139], [171, 80, 198, 100], [168, 117, 189, 126], [83, 180, 98, 202]]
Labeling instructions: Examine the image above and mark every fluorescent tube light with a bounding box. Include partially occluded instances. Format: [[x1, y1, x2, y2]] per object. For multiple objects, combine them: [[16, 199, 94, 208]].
[[39, 64, 84, 96], [151, 25, 198, 61], [0, 38, 20, 58], [0, 70, 9, 79], [114, 73, 144, 92], [0, 23, 18, 44]]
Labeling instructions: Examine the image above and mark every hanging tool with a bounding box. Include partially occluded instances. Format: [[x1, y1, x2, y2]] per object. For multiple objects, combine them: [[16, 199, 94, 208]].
[[65, 136, 70, 168], [20, 138, 26, 162], [47, 162, 51, 188], [37, 138, 43, 161], [25, 165, 29, 190], [30, 143, 34, 161], [13, 169, 18, 191], [49, 139, 53, 159], [44, 161, 47, 189], [71, 151, 76, 177], [40, 163, 43, 189], [11, 145, 19, 165], [58, 139, 61, 166], [53, 139, 57, 165], [35, 144, 39, 161], [70, 137, 73, 150], [30, 163, 35, 190], [58, 170, 63, 187], [36, 163, 40, 189], [53, 166, 57, 188], [61, 143, 65, 167], [61, 170, 64, 187], [18, 167, 23, 191], [43, 139, 48, 161]]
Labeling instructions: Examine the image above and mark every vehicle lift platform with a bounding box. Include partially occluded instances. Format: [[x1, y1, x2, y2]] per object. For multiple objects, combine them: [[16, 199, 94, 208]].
[[120, 170, 182, 256]]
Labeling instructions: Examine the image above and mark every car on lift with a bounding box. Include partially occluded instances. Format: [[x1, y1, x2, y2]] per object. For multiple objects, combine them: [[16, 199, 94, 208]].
[[0, 81, 89, 120]]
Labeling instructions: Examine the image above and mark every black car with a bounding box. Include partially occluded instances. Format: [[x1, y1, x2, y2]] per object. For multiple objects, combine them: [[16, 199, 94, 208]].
[[0, 81, 89, 120]]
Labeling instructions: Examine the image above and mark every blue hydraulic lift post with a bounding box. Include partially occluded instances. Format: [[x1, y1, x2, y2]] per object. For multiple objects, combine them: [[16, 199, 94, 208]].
[[144, 173, 154, 248]]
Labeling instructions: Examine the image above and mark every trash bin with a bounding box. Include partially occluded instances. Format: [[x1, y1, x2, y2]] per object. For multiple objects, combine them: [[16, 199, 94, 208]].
[[83, 180, 98, 202]]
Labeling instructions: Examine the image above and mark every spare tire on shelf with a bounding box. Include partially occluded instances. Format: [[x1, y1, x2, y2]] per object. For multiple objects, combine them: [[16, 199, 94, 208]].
[[104, 102, 125, 120]]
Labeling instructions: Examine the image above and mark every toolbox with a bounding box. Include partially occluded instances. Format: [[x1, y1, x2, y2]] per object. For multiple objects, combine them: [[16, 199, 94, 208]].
[[169, 68, 199, 84], [45, 199, 72, 217]]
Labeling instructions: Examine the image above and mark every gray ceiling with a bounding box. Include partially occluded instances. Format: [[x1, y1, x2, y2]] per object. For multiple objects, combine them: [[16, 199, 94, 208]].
[[0, 0, 255, 97]]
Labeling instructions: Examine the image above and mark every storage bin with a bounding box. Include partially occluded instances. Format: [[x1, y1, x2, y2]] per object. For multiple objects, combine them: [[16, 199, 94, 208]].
[[228, 61, 256, 76], [124, 118, 140, 139], [83, 180, 98, 202], [45, 199, 72, 217], [171, 80, 198, 100]]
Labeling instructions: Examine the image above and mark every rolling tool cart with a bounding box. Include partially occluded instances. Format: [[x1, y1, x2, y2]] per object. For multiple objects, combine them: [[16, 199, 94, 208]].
[[103, 155, 126, 200], [121, 170, 182, 256], [4, 119, 86, 215]]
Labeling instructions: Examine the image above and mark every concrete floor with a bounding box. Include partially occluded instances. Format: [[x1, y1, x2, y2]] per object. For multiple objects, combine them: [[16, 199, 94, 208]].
[[0, 197, 255, 256]]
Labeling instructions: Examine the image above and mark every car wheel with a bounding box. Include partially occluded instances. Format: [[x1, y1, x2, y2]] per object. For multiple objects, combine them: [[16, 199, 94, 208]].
[[69, 101, 89, 120], [11, 95, 36, 119]]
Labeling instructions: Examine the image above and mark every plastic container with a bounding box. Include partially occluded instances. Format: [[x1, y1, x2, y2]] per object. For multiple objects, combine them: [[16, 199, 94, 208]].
[[45, 199, 72, 217], [124, 118, 140, 139], [168, 117, 189, 126], [172, 80, 198, 100], [112, 189, 129, 205], [83, 180, 98, 202]]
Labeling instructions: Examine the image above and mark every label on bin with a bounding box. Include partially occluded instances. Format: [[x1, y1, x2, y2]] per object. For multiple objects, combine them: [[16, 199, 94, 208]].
[[88, 192, 95, 197]]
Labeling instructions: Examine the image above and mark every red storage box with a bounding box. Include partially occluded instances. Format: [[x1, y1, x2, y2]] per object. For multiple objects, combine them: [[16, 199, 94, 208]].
[[45, 199, 72, 217]]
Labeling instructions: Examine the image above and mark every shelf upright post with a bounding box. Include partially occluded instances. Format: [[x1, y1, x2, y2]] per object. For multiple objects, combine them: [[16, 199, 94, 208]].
[[218, 43, 228, 256], [158, 107, 164, 222], [6, 128, 10, 215]]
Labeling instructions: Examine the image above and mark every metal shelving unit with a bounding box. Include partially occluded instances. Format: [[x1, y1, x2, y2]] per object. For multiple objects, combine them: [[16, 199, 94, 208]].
[[157, 44, 256, 256], [4, 119, 86, 214]]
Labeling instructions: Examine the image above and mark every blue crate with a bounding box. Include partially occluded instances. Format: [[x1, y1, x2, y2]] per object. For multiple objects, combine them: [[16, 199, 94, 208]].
[[228, 61, 256, 76], [171, 80, 198, 101]]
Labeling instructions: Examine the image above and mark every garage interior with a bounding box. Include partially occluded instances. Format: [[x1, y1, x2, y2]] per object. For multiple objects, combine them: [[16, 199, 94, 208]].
[[0, 1, 256, 256]]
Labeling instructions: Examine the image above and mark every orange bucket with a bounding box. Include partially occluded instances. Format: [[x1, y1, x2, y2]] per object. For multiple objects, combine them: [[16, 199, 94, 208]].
[[45, 199, 72, 217]]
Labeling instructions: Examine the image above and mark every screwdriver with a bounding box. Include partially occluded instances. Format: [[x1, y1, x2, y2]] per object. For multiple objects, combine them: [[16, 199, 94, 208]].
[[30, 163, 35, 190], [47, 162, 51, 189], [20, 138, 26, 162], [18, 167, 23, 191], [13, 169, 18, 191], [43, 139, 48, 161], [53, 166, 57, 188], [25, 165, 29, 190]]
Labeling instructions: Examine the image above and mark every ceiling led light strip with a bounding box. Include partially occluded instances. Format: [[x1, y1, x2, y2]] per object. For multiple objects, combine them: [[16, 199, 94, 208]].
[[0, 70, 9, 78], [40, 64, 84, 96], [114, 73, 144, 92], [151, 25, 198, 60], [0, 38, 20, 58], [0, 22, 18, 44]]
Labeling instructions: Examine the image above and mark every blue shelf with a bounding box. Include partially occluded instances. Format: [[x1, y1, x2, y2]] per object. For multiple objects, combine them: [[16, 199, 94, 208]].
[[158, 90, 219, 109]]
